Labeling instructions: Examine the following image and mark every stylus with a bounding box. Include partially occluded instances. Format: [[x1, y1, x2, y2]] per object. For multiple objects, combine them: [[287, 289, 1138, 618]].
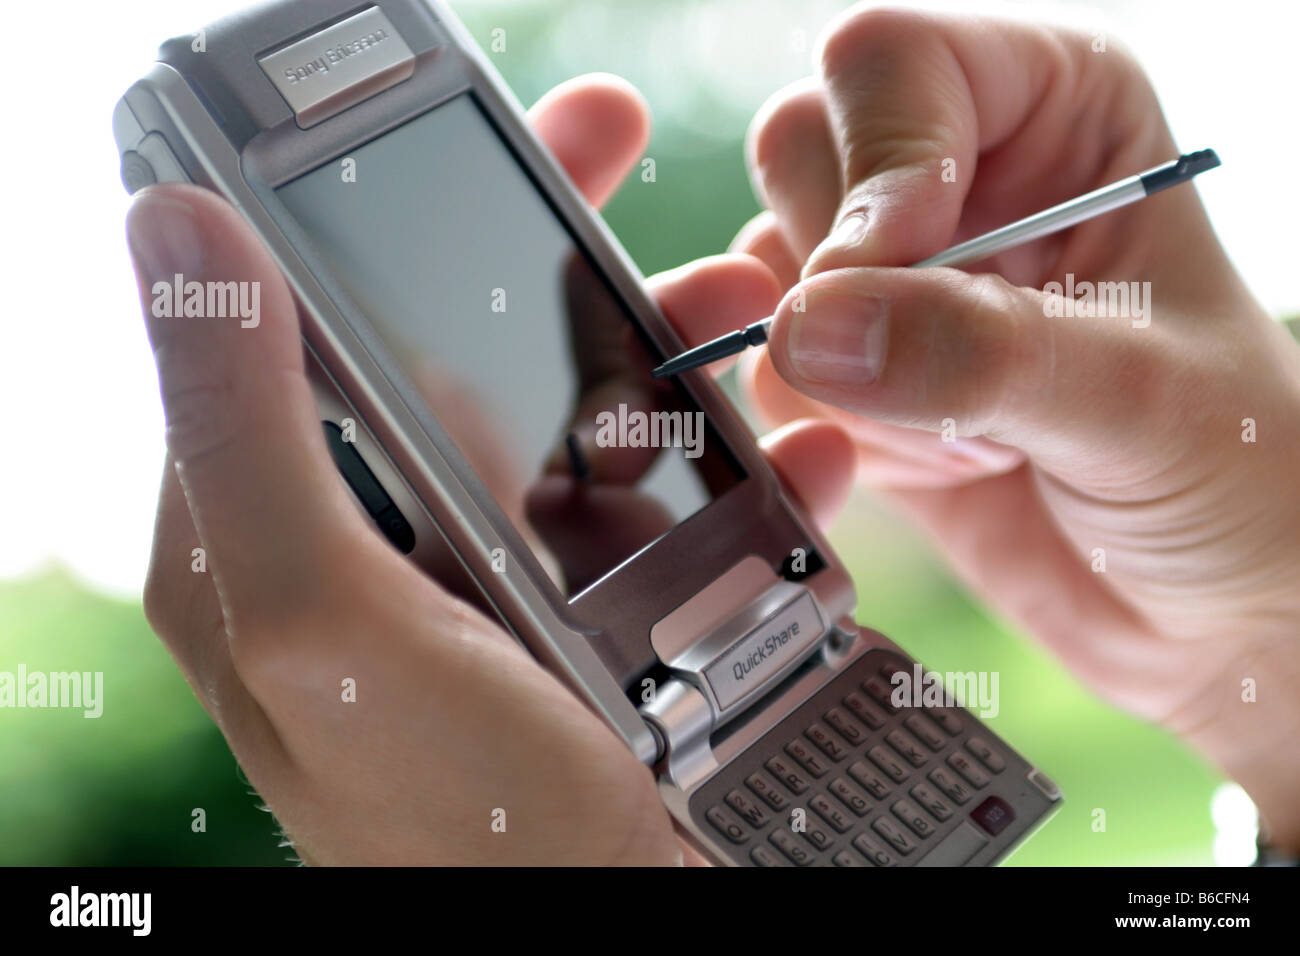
[[651, 149, 1220, 378]]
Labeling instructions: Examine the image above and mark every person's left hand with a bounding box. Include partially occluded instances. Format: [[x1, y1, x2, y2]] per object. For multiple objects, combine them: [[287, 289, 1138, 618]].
[[128, 73, 855, 865]]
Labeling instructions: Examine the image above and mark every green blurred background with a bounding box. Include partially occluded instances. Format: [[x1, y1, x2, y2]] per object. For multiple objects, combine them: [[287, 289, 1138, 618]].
[[0, 0, 1245, 865]]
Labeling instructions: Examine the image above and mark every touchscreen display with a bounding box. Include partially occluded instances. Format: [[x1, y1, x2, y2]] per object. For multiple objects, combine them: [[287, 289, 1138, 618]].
[[278, 95, 743, 595]]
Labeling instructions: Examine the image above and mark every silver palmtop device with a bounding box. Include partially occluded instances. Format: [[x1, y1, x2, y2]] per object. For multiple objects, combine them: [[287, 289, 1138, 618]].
[[114, 0, 1061, 866]]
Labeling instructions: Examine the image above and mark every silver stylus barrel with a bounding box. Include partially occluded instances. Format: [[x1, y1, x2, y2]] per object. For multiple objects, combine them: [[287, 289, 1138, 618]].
[[914, 175, 1146, 269]]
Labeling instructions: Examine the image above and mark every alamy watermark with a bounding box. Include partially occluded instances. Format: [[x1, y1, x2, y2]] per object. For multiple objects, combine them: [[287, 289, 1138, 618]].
[[889, 664, 999, 718], [0, 666, 103, 718], [50, 886, 150, 936], [151, 274, 261, 328], [1043, 273, 1151, 328], [594, 403, 705, 459]]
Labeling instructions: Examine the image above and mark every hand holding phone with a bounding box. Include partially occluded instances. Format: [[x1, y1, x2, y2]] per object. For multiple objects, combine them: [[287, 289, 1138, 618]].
[[126, 76, 855, 865]]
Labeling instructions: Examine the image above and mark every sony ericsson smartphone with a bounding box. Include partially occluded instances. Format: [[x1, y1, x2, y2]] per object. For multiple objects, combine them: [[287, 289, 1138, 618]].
[[114, 0, 1061, 866]]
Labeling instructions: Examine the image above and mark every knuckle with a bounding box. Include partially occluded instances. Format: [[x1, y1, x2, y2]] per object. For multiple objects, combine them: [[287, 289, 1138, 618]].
[[1131, 329, 1206, 431], [225, 597, 332, 694], [141, 567, 178, 641], [142, 521, 209, 645], [1120, 326, 1174, 401], [959, 273, 1041, 430], [219, 519, 414, 699], [222, 551, 357, 692], [1057, 22, 1141, 71], [839, 140, 953, 215], [153, 342, 244, 468], [817, 5, 924, 79], [1053, 25, 1158, 119]]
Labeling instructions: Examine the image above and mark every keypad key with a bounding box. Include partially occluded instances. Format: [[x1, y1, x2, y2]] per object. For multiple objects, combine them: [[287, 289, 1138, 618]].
[[928, 767, 974, 805], [886, 728, 929, 767], [971, 795, 1016, 836], [829, 777, 873, 816], [910, 783, 954, 822], [914, 822, 988, 867], [904, 714, 947, 751], [799, 821, 836, 850], [746, 772, 791, 811], [706, 806, 749, 844], [769, 828, 815, 866], [848, 761, 893, 800], [872, 815, 918, 855], [750, 844, 786, 867], [832, 849, 865, 867], [930, 710, 963, 735], [805, 723, 850, 762], [891, 798, 936, 839], [824, 707, 868, 746], [725, 789, 771, 829], [842, 691, 887, 729], [879, 659, 911, 682], [947, 751, 991, 789], [785, 738, 831, 778], [851, 832, 897, 867], [966, 736, 1007, 773], [765, 755, 811, 795], [868, 745, 910, 782], [862, 675, 900, 711], [810, 793, 854, 833]]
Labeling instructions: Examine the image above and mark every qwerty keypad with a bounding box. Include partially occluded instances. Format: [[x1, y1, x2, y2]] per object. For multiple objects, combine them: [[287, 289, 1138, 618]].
[[693, 649, 1020, 866]]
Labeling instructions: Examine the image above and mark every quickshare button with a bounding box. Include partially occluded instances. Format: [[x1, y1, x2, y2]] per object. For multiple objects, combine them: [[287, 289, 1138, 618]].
[[703, 593, 822, 710]]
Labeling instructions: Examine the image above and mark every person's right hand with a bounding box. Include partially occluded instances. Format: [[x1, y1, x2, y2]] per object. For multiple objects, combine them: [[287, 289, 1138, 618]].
[[726, 6, 1300, 848]]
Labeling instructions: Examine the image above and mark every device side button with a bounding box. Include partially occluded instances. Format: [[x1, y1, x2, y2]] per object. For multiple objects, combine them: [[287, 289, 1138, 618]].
[[373, 504, 416, 555], [321, 422, 415, 554]]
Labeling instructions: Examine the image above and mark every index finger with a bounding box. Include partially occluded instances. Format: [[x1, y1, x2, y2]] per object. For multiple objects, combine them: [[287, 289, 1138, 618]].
[[806, 6, 1172, 274], [529, 73, 651, 209]]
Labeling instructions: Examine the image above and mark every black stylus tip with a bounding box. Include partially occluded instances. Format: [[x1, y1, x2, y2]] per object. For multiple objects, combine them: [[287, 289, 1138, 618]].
[[1141, 148, 1220, 195], [652, 319, 772, 378], [652, 329, 748, 378], [1180, 148, 1221, 175]]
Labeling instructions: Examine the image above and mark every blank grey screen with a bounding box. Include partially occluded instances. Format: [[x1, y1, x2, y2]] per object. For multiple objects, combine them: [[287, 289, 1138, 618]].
[[277, 95, 742, 595]]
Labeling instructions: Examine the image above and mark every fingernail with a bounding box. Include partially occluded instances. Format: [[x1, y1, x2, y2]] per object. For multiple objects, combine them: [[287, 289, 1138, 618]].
[[787, 289, 889, 385], [806, 212, 868, 272], [826, 211, 869, 249], [126, 192, 204, 285]]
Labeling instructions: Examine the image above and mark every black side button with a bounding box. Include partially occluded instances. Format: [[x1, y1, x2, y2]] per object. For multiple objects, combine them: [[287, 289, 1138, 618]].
[[373, 505, 416, 555], [321, 422, 415, 554]]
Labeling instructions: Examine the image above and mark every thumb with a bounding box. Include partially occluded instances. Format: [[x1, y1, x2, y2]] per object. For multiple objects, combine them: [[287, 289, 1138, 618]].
[[768, 267, 1170, 467], [126, 183, 372, 632]]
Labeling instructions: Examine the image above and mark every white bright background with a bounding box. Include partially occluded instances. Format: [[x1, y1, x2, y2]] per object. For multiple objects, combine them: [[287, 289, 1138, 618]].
[[1, 0, 1296, 597]]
